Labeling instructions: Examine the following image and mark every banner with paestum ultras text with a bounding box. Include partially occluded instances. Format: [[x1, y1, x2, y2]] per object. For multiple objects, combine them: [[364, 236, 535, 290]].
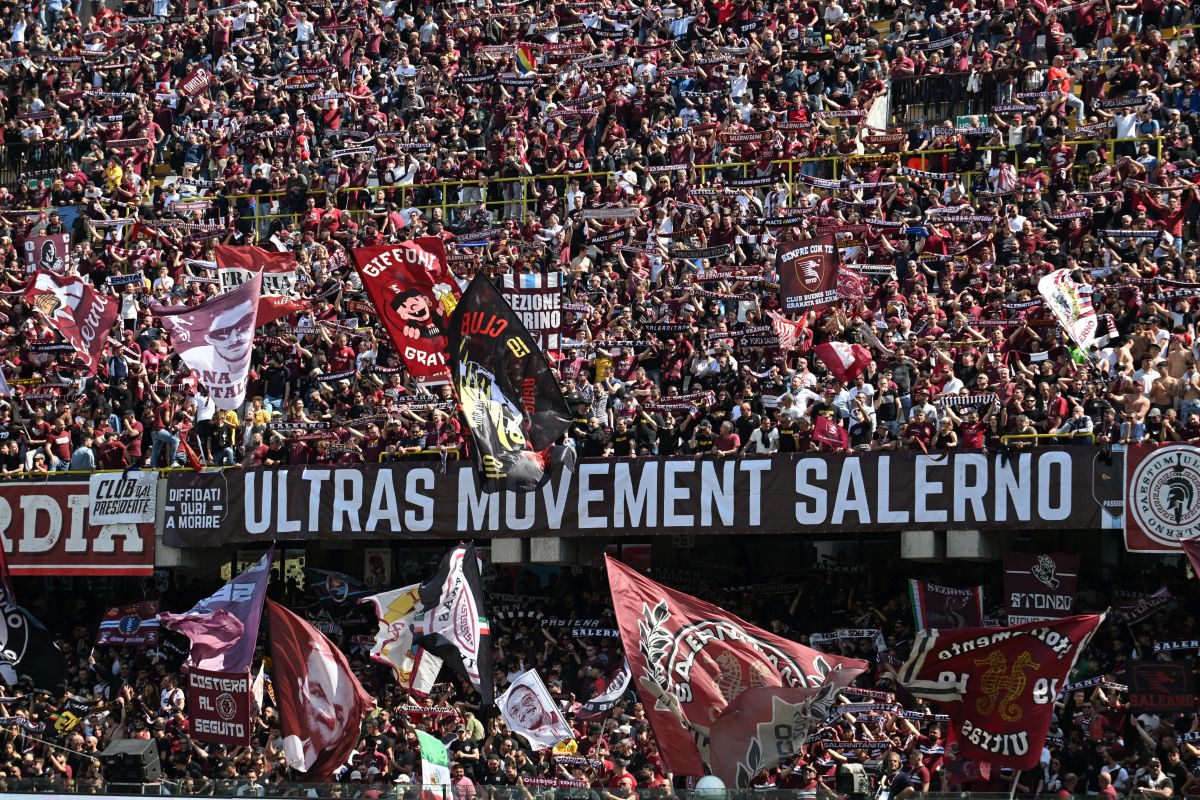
[[160, 449, 1123, 545]]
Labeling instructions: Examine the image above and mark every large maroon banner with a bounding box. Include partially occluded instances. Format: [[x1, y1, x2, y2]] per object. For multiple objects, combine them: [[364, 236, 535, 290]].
[[895, 614, 1105, 769], [1125, 443, 1200, 552], [268, 600, 372, 778], [777, 235, 838, 312], [352, 238, 460, 384], [0, 481, 154, 576], [606, 557, 866, 778], [1004, 552, 1080, 624], [187, 668, 251, 746]]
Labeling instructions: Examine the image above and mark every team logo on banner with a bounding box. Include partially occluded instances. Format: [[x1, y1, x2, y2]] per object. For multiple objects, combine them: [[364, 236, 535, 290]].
[[777, 235, 838, 312], [607, 557, 867, 778], [1126, 444, 1200, 551], [96, 601, 160, 647], [1004, 553, 1080, 624], [187, 669, 251, 746], [1128, 661, 1196, 712]]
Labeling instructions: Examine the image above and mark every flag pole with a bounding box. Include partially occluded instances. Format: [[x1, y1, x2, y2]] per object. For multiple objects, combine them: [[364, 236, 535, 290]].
[[1008, 769, 1020, 800]]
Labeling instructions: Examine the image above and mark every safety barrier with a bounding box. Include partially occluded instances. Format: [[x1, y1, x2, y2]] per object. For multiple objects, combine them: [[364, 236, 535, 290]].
[[220, 133, 1164, 241], [0, 132, 1168, 241], [1, 449, 460, 479], [0, 140, 75, 188], [0, 780, 1045, 799], [1000, 432, 1097, 446]]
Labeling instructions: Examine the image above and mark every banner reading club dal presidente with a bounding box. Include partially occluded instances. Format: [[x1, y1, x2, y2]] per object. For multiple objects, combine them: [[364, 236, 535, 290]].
[[161, 449, 1121, 545]]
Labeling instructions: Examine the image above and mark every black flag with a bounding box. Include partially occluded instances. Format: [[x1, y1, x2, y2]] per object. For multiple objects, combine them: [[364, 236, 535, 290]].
[[448, 273, 571, 492], [414, 543, 494, 705], [0, 583, 68, 692]]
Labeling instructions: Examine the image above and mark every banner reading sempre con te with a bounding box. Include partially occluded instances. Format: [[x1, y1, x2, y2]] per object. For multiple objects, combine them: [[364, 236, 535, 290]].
[[160, 449, 1123, 545]]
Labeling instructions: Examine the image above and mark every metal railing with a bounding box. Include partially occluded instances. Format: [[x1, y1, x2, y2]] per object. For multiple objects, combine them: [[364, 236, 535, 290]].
[[1000, 432, 1097, 446], [0, 779, 1044, 800], [0, 140, 76, 188], [0, 132, 1167, 244], [218, 134, 1163, 242]]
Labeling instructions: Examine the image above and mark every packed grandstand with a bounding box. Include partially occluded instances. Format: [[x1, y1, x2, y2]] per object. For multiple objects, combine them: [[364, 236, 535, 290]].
[[0, 0, 1197, 795]]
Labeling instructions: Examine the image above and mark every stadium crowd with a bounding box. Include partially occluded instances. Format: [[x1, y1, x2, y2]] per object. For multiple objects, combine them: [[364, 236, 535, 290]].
[[0, 0, 1198, 470], [1, 557, 1195, 798]]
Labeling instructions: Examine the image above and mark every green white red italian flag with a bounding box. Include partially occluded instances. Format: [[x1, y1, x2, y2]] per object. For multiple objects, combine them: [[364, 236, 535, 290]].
[[416, 729, 451, 800]]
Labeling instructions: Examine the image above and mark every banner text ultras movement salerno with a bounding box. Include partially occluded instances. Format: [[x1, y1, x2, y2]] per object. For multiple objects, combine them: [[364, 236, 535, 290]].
[[161, 450, 1119, 544]]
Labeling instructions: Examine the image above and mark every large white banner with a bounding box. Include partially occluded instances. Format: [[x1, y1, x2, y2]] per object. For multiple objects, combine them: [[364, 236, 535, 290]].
[[89, 472, 158, 525], [499, 669, 573, 750], [1038, 269, 1098, 351]]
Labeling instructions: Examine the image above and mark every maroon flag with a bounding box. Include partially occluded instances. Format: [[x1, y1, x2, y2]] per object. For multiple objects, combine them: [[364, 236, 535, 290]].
[[813, 415, 849, 450], [709, 666, 864, 787], [1185, 537, 1200, 579], [836, 268, 868, 303], [151, 270, 261, 410], [893, 614, 1105, 769], [1116, 587, 1171, 624], [1003, 552, 1080, 624], [352, 238, 461, 384], [606, 557, 867, 778], [269, 600, 372, 778], [215, 244, 298, 295], [187, 668, 252, 746], [22, 233, 70, 274], [24, 271, 119, 375], [813, 341, 872, 383], [909, 580, 984, 629], [256, 295, 308, 328], [178, 67, 213, 98], [777, 235, 838, 312]]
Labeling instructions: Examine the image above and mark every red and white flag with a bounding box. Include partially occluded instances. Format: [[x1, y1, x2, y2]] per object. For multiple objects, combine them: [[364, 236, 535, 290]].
[[606, 557, 867, 778], [215, 244, 298, 295], [892, 614, 1105, 769], [24, 271, 119, 375], [709, 666, 863, 787], [352, 238, 460, 384], [1038, 268, 1098, 351], [152, 270, 262, 410], [813, 341, 872, 383], [767, 311, 804, 352], [269, 600, 373, 778]]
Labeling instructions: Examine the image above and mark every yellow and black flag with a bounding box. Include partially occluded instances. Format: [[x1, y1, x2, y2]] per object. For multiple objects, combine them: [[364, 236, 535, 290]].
[[448, 273, 571, 493]]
